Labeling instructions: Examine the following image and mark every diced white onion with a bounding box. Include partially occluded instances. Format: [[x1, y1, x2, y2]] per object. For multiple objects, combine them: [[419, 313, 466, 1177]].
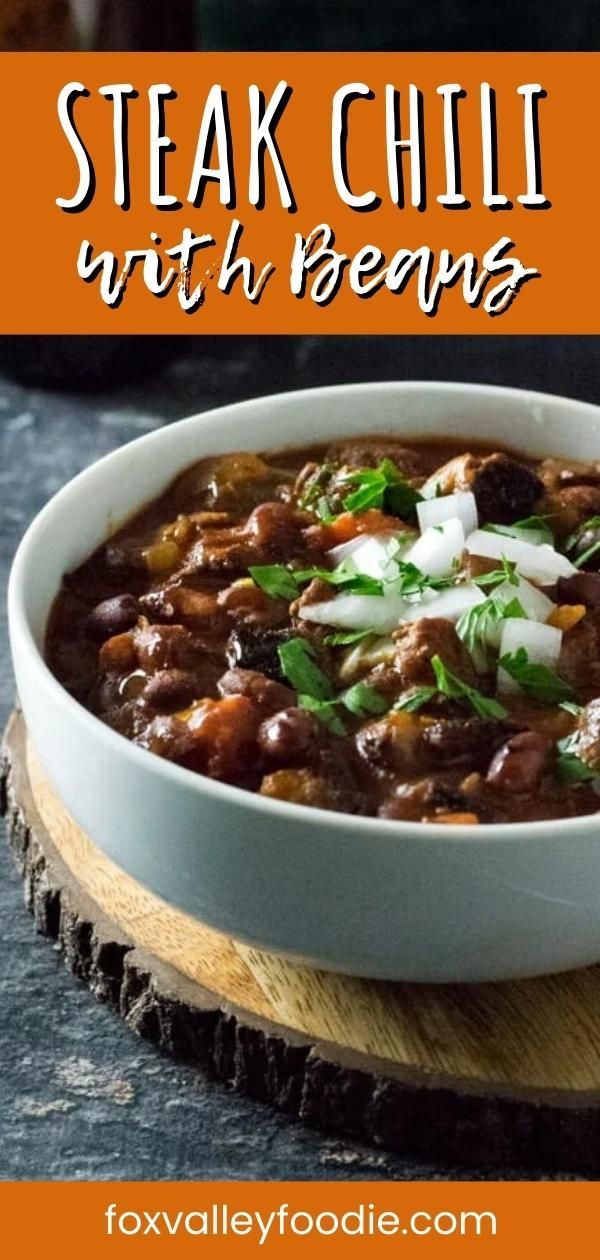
[[405, 517, 465, 579], [401, 583, 486, 623], [338, 636, 396, 681], [494, 523, 552, 547], [414, 586, 441, 605], [328, 530, 414, 568], [327, 533, 375, 565], [496, 618, 563, 694], [417, 491, 478, 538], [499, 617, 562, 663], [496, 669, 520, 696], [492, 576, 555, 623], [420, 475, 444, 500], [299, 592, 408, 633], [298, 582, 485, 637], [336, 533, 401, 581], [466, 529, 576, 584]]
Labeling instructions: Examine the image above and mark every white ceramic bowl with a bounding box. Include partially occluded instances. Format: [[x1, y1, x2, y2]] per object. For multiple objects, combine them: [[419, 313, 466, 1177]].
[[9, 381, 600, 983]]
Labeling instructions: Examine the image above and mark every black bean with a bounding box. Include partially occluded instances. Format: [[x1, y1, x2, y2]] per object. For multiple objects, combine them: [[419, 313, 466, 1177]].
[[143, 669, 198, 713], [258, 708, 319, 766], [85, 594, 139, 642], [472, 455, 543, 524], [486, 730, 552, 794], [226, 626, 290, 681]]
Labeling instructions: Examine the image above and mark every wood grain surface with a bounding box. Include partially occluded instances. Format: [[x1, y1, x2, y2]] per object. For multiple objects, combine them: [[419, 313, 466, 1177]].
[[5, 710, 600, 1171]]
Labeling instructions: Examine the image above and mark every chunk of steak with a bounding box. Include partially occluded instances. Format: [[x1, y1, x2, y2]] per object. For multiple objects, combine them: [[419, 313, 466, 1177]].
[[541, 485, 600, 538], [355, 711, 429, 774], [559, 611, 600, 697], [422, 718, 522, 768], [391, 617, 478, 690], [180, 503, 306, 576], [557, 572, 600, 608], [425, 451, 543, 524], [326, 442, 427, 478], [377, 778, 475, 822]]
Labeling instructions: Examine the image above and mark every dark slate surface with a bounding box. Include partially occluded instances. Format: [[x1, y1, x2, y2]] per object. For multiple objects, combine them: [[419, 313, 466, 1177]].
[[1, 335, 596, 1181]]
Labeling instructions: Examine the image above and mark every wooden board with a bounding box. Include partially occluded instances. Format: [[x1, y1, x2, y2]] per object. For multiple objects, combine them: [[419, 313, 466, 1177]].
[[4, 711, 600, 1172]]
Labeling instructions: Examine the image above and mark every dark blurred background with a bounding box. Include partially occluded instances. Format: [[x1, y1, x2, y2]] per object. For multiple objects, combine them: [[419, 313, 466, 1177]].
[[4, 0, 600, 52], [0, 333, 598, 399]]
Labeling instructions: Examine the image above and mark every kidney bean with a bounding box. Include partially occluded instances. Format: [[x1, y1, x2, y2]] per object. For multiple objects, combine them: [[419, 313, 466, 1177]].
[[245, 501, 299, 547], [143, 669, 198, 713], [557, 572, 600, 608], [98, 631, 137, 672], [218, 667, 295, 716], [486, 730, 552, 794], [85, 594, 139, 641], [133, 621, 197, 671], [258, 708, 319, 766]]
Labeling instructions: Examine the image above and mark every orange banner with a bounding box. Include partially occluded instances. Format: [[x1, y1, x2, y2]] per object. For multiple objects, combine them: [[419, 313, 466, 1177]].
[[1, 1180, 599, 1256], [1, 52, 596, 333]]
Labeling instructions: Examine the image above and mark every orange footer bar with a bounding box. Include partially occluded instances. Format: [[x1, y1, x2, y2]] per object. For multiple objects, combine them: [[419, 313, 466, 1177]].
[[0, 1180, 595, 1257]]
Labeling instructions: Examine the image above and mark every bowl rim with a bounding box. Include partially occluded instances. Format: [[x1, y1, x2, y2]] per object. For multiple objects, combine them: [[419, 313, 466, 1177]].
[[9, 377, 600, 846]]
